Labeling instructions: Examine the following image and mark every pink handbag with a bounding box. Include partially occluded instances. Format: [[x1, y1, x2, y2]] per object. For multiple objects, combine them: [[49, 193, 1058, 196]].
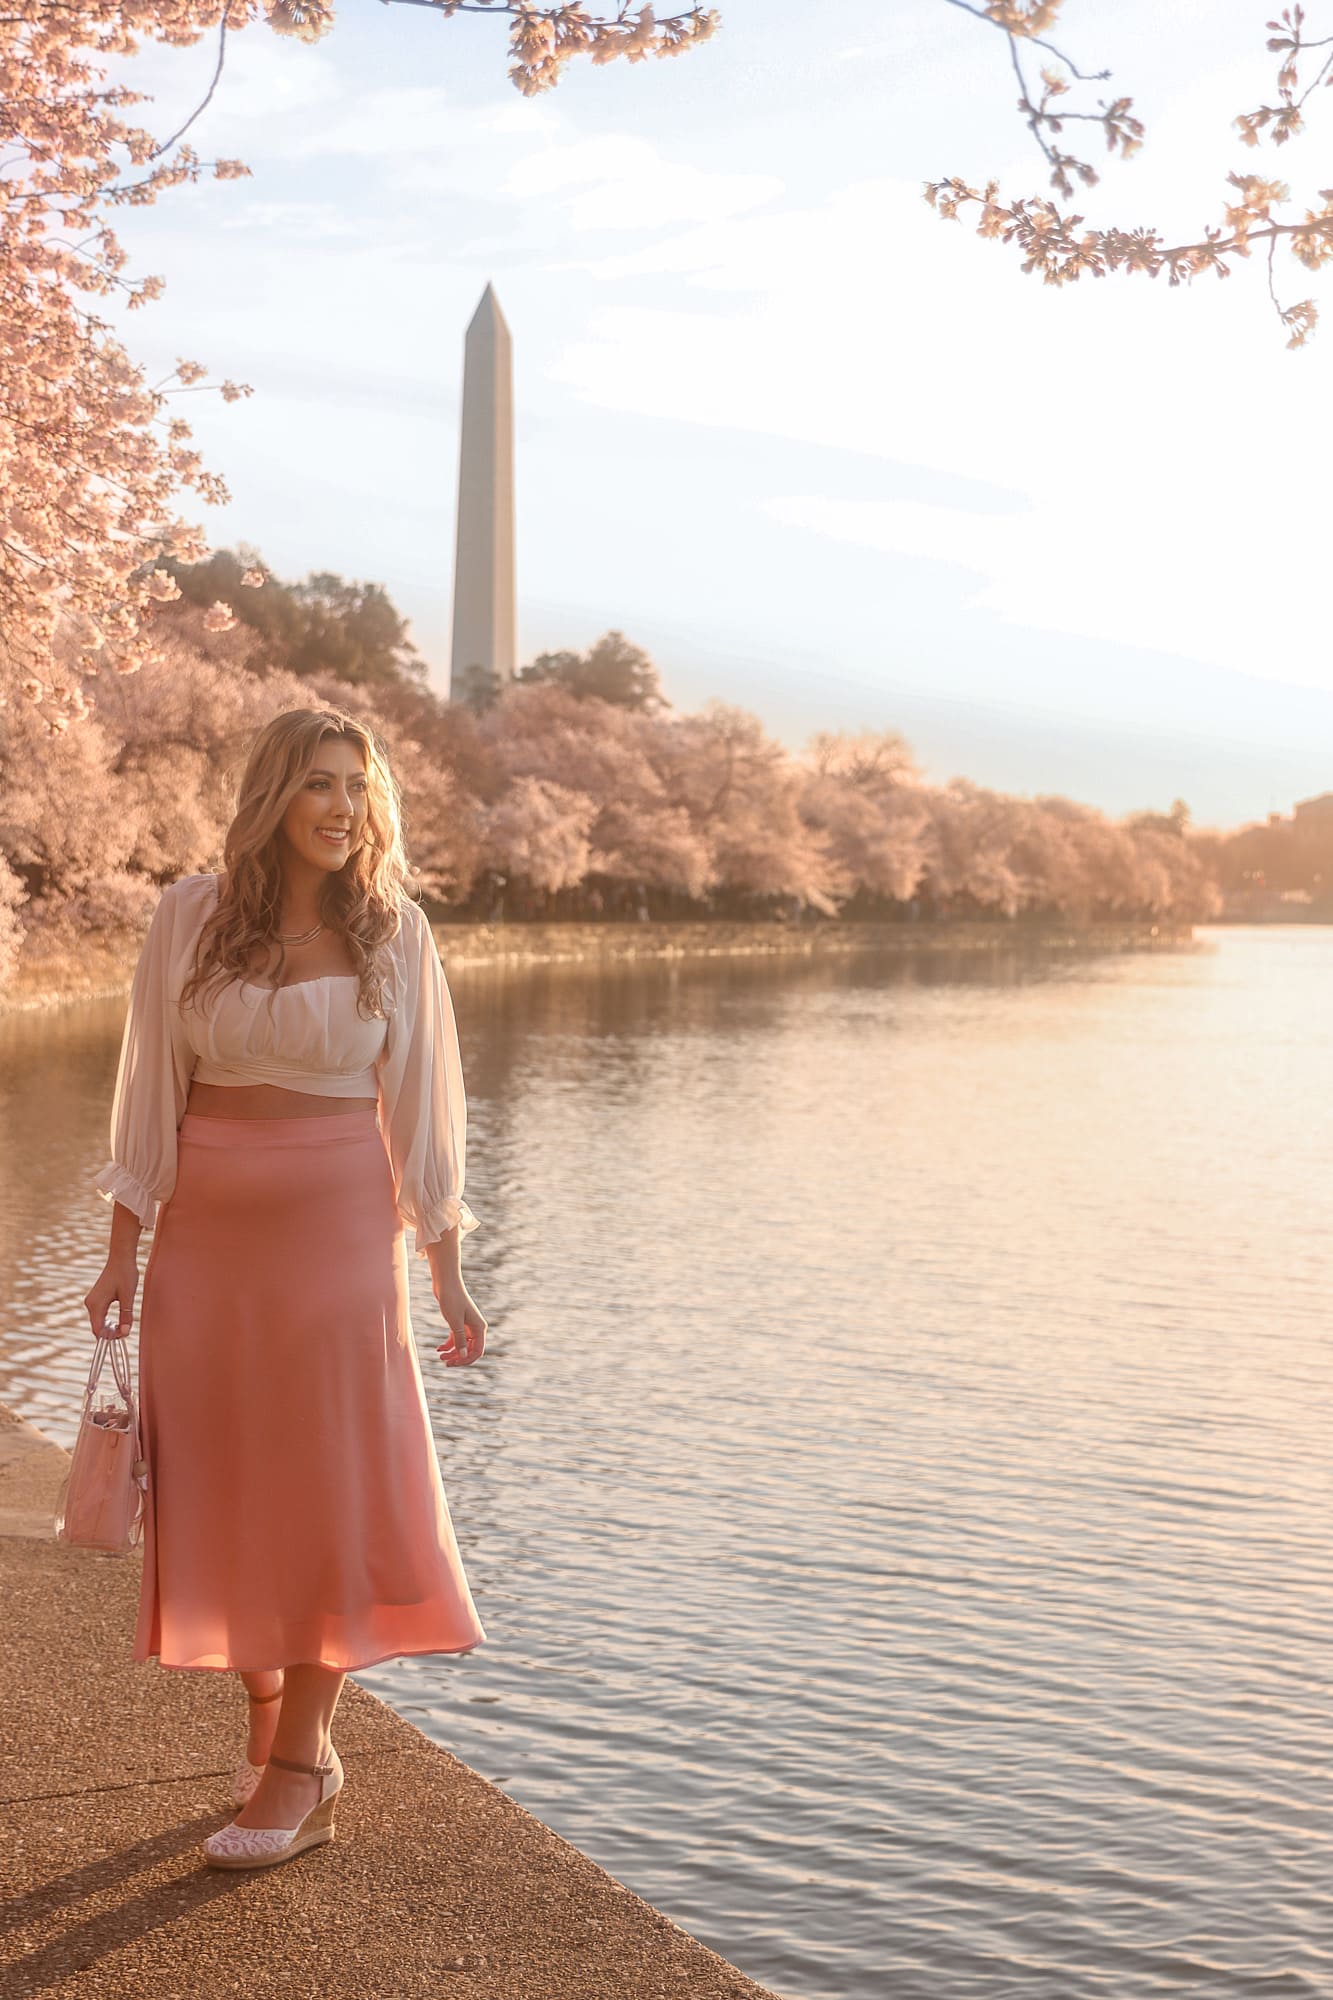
[[54, 1334, 147, 1555]]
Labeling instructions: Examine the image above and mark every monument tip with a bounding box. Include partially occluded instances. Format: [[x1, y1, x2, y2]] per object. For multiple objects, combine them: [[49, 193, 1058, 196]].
[[468, 280, 509, 334]]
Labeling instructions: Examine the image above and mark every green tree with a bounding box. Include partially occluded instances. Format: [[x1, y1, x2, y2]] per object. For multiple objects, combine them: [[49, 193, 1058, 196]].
[[516, 630, 669, 711], [165, 549, 424, 691], [288, 572, 424, 690], [453, 662, 506, 714], [1125, 798, 1191, 840]]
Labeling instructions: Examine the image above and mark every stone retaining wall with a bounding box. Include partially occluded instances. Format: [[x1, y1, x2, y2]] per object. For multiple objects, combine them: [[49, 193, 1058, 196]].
[[0, 916, 1195, 1013]]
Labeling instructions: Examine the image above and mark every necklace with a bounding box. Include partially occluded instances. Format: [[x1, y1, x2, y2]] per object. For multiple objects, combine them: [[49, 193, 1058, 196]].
[[275, 920, 324, 946]]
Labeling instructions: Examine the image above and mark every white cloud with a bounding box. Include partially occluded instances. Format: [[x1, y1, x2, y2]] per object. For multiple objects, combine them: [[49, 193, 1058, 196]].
[[217, 200, 362, 239], [504, 135, 783, 231], [273, 85, 560, 161], [758, 490, 1278, 692], [543, 174, 1332, 692]]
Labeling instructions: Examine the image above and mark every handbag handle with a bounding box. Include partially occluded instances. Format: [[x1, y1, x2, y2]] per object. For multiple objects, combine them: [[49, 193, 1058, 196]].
[[103, 1332, 134, 1410], [84, 1333, 147, 1491], [83, 1332, 130, 1410]]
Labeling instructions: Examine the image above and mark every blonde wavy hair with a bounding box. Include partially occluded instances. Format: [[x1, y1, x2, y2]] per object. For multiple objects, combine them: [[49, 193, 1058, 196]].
[[180, 706, 412, 1022]]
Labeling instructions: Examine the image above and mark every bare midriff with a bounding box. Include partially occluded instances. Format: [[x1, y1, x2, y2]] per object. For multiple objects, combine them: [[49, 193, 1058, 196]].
[[185, 1081, 378, 1121]]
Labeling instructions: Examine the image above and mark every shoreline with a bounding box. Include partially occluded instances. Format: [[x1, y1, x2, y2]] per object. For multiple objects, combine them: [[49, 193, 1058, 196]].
[[0, 1403, 782, 1999], [0, 915, 1196, 1014]]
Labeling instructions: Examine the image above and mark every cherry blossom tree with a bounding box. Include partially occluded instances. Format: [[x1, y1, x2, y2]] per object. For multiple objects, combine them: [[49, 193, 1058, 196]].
[[478, 680, 711, 896], [475, 775, 598, 894], [0, 621, 316, 970], [644, 699, 840, 910], [930, 3, 1333, 346], [0, 2, 303, 731], [473, 686, 841, 912], [0, 599, 1225, 985], [798, 731, 932, 907], [1, 756, 165, 974], [919, 780, 1219, 921], [921, 779, 1031, 917], [1019, 795, 1141, 918], [1118, 806, 1220, 919]]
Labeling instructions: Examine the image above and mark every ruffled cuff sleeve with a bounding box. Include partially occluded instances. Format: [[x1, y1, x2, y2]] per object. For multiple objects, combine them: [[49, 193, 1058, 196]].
[[94, 1160, 164, 1235], [96, 881, 198, 1234], [413, 1191, 481, 1259], [376, 899, 480, 1258]]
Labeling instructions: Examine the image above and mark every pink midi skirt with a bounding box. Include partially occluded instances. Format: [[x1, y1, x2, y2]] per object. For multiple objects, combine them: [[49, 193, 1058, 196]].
[[133, 1106, 486, 1673]]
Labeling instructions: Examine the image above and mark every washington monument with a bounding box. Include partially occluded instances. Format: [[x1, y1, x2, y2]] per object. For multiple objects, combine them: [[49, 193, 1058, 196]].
[[449, 283, 516, 694]]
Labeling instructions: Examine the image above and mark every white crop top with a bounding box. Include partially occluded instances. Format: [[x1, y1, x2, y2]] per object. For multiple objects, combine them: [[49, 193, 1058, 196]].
[[95, 872, 479, 1255]]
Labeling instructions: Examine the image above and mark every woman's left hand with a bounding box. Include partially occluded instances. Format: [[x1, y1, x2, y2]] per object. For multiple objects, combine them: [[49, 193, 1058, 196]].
[[429, 1263, 487, 1368]]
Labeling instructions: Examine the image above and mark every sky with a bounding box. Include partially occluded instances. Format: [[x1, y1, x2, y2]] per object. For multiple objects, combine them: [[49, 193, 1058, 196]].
[[106, 0, 1333, 829]]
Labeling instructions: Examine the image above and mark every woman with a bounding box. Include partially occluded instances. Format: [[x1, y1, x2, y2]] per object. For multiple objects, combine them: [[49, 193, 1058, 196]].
[[83, 705, 487, 1873]]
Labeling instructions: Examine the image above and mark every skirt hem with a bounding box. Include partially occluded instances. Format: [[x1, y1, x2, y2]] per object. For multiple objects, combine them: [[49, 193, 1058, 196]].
[[134, 1634, 487, 1675]]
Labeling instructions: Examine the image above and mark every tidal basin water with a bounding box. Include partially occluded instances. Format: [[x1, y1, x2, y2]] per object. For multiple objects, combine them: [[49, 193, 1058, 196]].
[[2, 924, 1331, 2000]]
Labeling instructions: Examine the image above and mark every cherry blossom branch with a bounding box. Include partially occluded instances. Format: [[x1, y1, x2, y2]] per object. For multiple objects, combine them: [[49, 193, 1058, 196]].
[[380, 1, 706, 18], [378, 0, 721, 94], [1235, 6, 1333, 139], [938, 0, 1138, 203], [930, 2, 1333, 347], [149, 18, 228, 161], [107, 156, 251, 204], [1, 538, 74, 581], [941, 0, 1108, 83]]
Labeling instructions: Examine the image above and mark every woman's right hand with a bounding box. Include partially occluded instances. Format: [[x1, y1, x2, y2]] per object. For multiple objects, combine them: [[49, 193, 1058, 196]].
[[84, 1256, 138, 1342]]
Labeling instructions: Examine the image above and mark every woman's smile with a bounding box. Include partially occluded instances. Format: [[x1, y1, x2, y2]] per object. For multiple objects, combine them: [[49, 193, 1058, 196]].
[[281, 740, 368, 869]]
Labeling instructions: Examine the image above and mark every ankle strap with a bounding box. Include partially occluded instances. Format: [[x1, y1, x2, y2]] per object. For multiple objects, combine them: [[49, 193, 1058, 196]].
[[268, 1751, 335, 1777]]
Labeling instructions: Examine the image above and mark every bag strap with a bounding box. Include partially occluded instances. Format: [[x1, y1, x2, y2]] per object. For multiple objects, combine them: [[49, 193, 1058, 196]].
[[105, 1334, 134, 1409], [82, 1335, 113, 1411], [83, 1334, 147, 1498]]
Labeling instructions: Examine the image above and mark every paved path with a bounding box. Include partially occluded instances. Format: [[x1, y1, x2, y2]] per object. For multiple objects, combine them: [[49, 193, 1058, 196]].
[[0, 1406, 782, 2000]]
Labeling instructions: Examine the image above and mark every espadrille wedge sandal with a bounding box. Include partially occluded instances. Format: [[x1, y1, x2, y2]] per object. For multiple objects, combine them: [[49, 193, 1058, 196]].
[[204, 1747, 343, 1870]]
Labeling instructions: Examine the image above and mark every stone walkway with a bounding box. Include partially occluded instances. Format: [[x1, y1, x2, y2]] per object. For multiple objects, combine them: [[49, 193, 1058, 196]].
[[0, 1406, 782, 2000]]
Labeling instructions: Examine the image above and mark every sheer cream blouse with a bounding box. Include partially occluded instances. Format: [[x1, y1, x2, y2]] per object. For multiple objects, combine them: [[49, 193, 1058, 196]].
[[95, 872, 479, 1256]]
